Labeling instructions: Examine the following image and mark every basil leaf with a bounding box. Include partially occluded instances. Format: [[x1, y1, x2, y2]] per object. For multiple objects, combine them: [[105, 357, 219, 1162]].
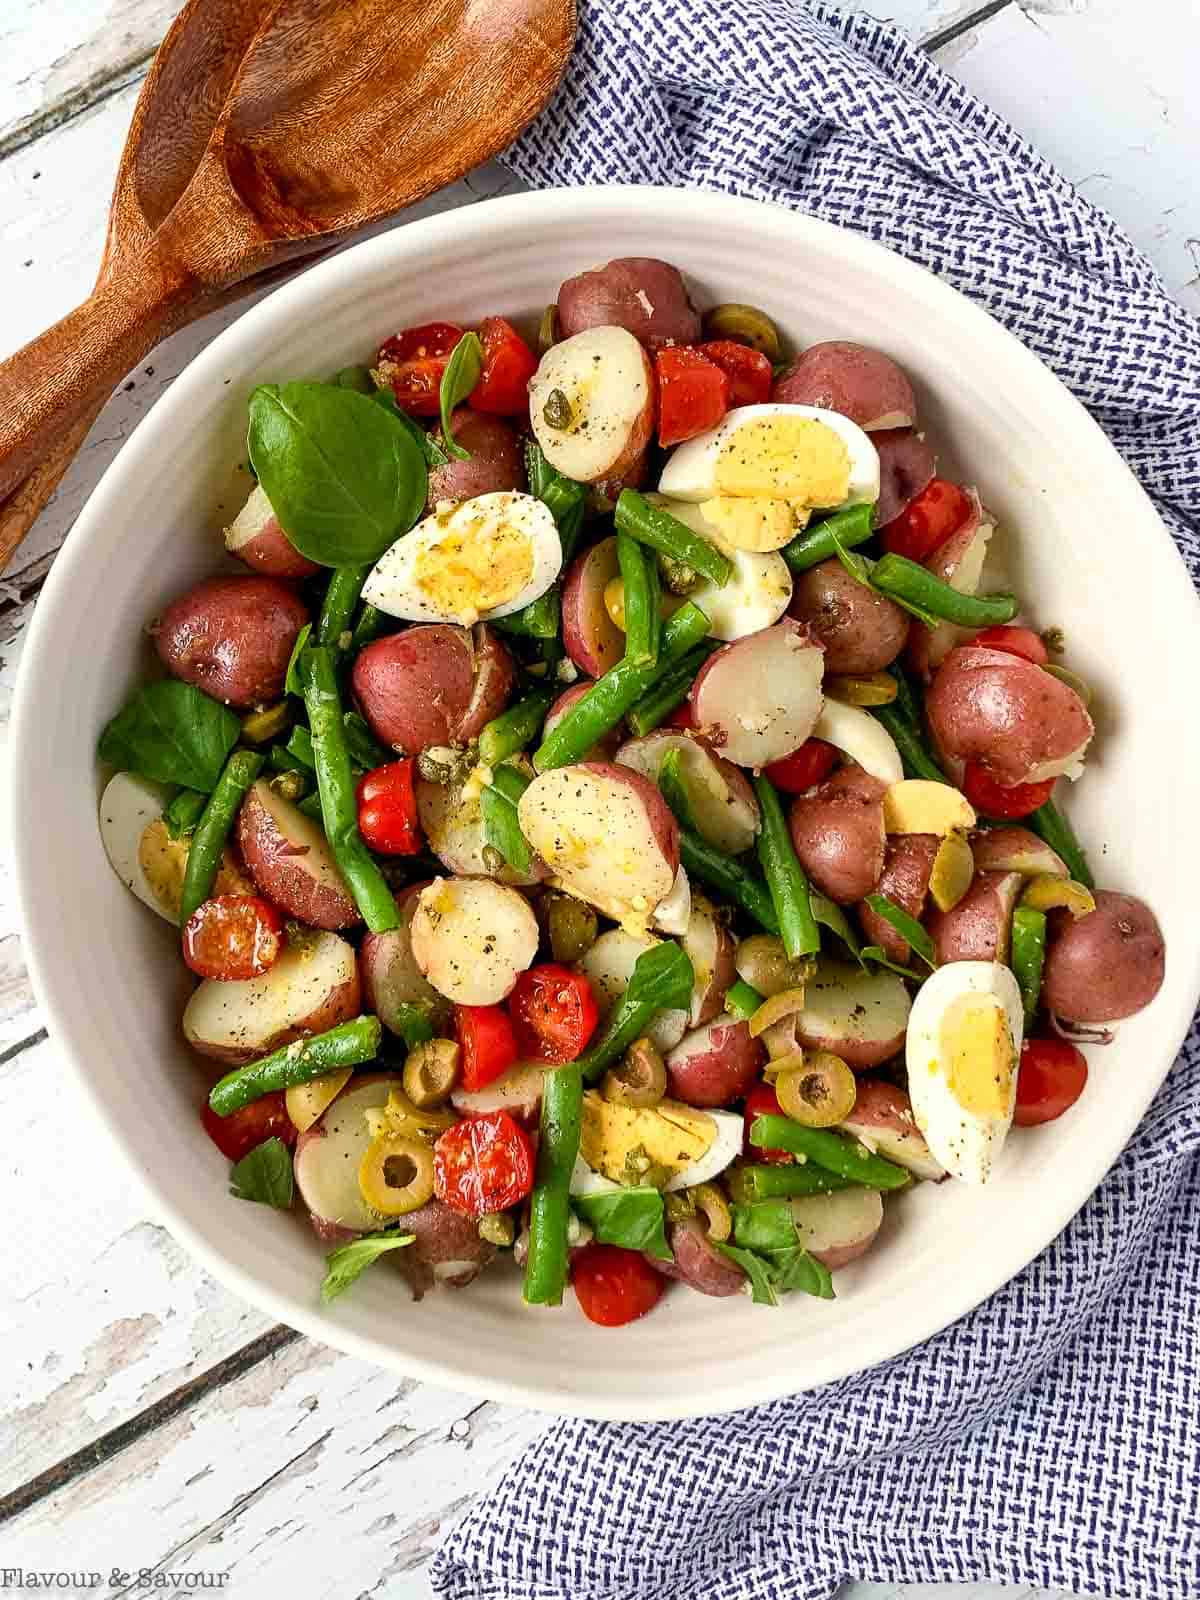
[[99, 681, 240, 792], [320, 1230, 414, 1303], [372, 388, 450, 467], [861, 945, 926, 982], [658, 747, 700, 833], [772, 1246, 835, 1300], [229, 1137, 295, 1209], [731, 1200, 797, 1254], [248, 382, 427, 566], [285, 622, 313, 697], [162, 788, 207, 839], [575, 1188, 672, 1261], [863, 893, 937, 969], [724, 1203, 836, 1304], [575, 941, 695, 1084], [714, 1241, 781, 1306], [438, 333, 485, 461], [480, 765, 534, 875], [809, 890, 863, 963]]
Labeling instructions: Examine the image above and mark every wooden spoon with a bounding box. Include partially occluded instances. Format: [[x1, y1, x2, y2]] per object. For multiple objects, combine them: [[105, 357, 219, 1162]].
[[0, 0, 575, 568]]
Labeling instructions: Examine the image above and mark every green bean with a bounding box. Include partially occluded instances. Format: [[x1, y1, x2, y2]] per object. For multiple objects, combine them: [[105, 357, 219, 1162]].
[[209, 1016, 382, 1117], [351, 604, 385, 653], [526, 442, 586, 565], [301, 645, 400, 933], [870, 704, 949, 784], [753, 776, 820, 959], [1029, 798, 1094, 889], [727, 1163, 856, 1203], [869, 553, 1018, 627], [889, 661, 924, 728], [623, 643, 717, 736], [533, 603, 710, 771], [724, 979, 764, 1021], [575, 942, 694, 1085], [480, 765, 533, 874], [523, 1063, 583, 1306], [617, 532, 661, 666], [478, 689, 555, 768], [1011, 906, 1047, 1024], [285, 725, 316, 772], [615, 491, 733, 587], [749, 1115, 910, 1189], [678, 826, 780, 935], [781, 503, 875, 573], [179, 750, 263, 924], [343, 711, 389, 773], [491, 588, 561, 640], [318, 565, 370, 649], [162, 789, 207, 840]]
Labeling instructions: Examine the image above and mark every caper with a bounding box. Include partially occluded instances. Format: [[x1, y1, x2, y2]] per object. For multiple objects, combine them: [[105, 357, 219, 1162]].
[[543, 891, 598, 963], [603, 1038, 667, 1109], [269, 769, 309, 803], [479, 1212, 515, 1247], [240, 700, 291, 743], [481, 844, 505, 875], [775, 1053, 857, 1128], [416, 743, 474, 785], [537, 303, 560, 355], [656, 551, 701, 596], [735, 934, 814, 998], [700, 302, 781, 360], [402, 1037, 461, 1108], [542, 387, 573, 430], [664, 1190, 696, 1222]]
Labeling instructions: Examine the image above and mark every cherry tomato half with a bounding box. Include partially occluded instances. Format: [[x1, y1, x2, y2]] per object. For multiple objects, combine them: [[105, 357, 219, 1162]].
[[881, 477, 972, 564], [1015, 1038, 1088, 1126], [378, 321, 463, 416], [962, 762, 1056, 821], [456, 1004, 519, 1091], [656, 346, 730, 447], [201, 1090, 296, 1163], [697, 340, 772, 407], [470, 316, 538, 416], [763, 738, 838, 795], [356, 760, 421, 855], [509, 963, 600, 1063], [743, 1082, 791, 1164], [182, 895, 284, 981], [971, 624, 1049, 665], [433, 1110, 534, 1218], [572, 1243, 665, 1327]]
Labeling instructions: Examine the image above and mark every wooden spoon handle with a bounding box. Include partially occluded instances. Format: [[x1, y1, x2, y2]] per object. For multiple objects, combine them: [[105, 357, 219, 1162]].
[[0, 402, 107, 575]]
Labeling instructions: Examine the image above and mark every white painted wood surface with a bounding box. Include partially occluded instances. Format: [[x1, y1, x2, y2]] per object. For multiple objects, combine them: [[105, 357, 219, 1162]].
[[2, 0, 1190, 1591]]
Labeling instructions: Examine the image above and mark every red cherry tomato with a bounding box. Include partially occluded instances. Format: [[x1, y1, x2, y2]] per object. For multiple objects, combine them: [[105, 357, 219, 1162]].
[[378, 321, 464, 416], [455, 1004, 519, 1091], [201, 1091, 297, 1162], [664, 700, 696, 730], [572, 1243, 665, 1327], [962, 762, 1057, 821], [656, 346, 730, 447], [743, 1082, 791, 1165], [356, 760, 421, 855], [696, 340, 772, 407], [433, 1110, 534, 1217], [470, 316, 538, 415], [182, 895, 284, 981], [1015, 1038, 1088, 1126], [763, 738, 838, 795], [508, 964, 600, 1063], [970, 624, 1049, 665], [881, 477, 972, 564]]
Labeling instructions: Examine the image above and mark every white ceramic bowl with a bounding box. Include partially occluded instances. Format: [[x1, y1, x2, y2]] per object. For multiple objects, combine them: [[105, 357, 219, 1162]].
[[12, 187, 1200, 1420]]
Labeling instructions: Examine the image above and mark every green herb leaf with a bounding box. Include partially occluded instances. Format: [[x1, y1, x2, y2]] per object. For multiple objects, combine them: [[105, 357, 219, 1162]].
[[99, 681, 240, 792], [731, 1200, 797, 1253], [772, 1247, 835, 1300], [720, 1202, 836, 1304], [574, 1188, 672, 1260], [371, 388, 450, 467], [861, 945, 927, 981], [390, 1001, 438, 1050], [575, 940, 695, 1084], [162, 788, 207, 840], [863, 894, 938, 969], [714, 1241, 781, 1305], [658, 747, 699, 833], [334, 365, 374, 393], [480, 764, 534, 875], [285, 622, 312, 697], [438, 333, 485, 461], [248, 382, 427, 566], [320, 1230, 414, 1303], [229, 1137, 295, 1209], [808, 890, 863, 962]]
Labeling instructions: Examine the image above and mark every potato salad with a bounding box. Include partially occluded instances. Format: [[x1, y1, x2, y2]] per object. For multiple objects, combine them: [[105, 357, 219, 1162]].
[[97, 259, 1166, 1325]]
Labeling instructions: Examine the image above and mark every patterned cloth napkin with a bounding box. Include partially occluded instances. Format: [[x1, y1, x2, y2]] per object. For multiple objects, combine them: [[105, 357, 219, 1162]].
[[432, 2, 1200, 1595]]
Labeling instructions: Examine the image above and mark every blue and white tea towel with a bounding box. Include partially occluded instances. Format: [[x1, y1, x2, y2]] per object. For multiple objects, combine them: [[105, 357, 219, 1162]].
[[432, 2, 1200, 1596]]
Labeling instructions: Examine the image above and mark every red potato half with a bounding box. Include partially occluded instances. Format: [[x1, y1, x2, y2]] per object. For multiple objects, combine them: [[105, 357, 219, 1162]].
[[926, 869, 1022, 965], [561, 538, 625, 678], [416, 774, 546, 887], [577, 928, 689, 1052], [390, 1201, 498, 1297], [788, 558, 910, 674], [529, 327, 655, 484], [649, 1216, 746, 1297], [857, 833, 939, 961], [236, 780, 359, 930], [840, 1078, 945, 1181], [615, 730, 760, 854], [772, 342, 916, 431], [793, 959, 912, 1068], [224, 483, 320, 578], [788, 766, 888, 906], [153, 575, 310, 709], [183, 930, 361, 1064], [518, 762, 679, 923], [360, 885, 453, 1039], [926, 645, 1094, 785], [682, 894, 737, 1026], [544, 682, 623, 762], [351, 623, 513, 753], [969, 825, 1068, 878], [789, 1187, 884, 1270], [1042, 890, 1166, 1024], [556, 258, 701, 349], [905, 495, 992, 677], [665, 1018, 763, 1108], [451, 1061, 548, 1122], [690, 620, 824, 769], [410, 876, 539, 1005], [872, 429, 937, 528], [427, 410, 526, 507], [294, 1073, 402, 1238]]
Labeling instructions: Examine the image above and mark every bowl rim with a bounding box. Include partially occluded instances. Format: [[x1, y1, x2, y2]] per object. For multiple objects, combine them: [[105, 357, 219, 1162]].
[[12, 183, 1200, 1420]]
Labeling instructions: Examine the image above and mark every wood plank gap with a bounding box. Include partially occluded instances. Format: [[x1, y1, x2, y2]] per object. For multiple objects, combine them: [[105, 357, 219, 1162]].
[[0, 1027, 48, 1068], [0, 1323, 303, 1525], [0, 54, 154, 163], [922, 0, 1012, 54]]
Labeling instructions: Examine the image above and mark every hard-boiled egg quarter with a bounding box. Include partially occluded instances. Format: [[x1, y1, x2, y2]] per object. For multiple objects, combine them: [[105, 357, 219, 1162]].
[[569, 1092, 743, 1195], [99, 772, 181, 923], [905, 961, 1024, 1185], [363, 491, 561, 626], [648, 496, 793, 640]]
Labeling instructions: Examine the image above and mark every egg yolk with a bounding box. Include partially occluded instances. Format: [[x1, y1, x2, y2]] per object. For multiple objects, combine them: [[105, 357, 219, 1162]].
[[413, 512, 534, 623], [698, 494, 799, 552], [714, 415, 852, 509], [938, 995, 1016, 1118]]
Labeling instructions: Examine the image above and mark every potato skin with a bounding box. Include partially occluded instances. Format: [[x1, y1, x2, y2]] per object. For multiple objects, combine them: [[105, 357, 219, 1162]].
[[926, 646, 1094, 786], [926, 869, 1021, 965], [857, 833, 938, 961], [395, 1201, 498, 1298], [648, 1217, 746, 1297], [561, 537, 625, 678], [557, 258, 700, 349], [361, 884, 453, 1037], [788, 558, 909, 673], [788, 765, 887, 905], [224, 484, 320, 579], [351, 623, 514, 752], [544, 682, 623, 761], [1042, 891, 1166, 1023], [969, 825, 1067, 878], [427, 410, 526, 508], [665, 1018, 763, 1107], [872, 429, 937, 527], [236, 782, 359, 930], [153, 576, 309, 708], [771, 341, 916, 431], [184, 941, 362, 1064]]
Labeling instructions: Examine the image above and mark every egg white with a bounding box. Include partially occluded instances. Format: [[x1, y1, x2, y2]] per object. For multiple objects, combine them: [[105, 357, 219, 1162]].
[[363, 491, 561, 626], [567, 1108, 743, 1196], [650, 497, 793, 640], [99, 771, 176, 922], [905, 961, 1024, 1185]]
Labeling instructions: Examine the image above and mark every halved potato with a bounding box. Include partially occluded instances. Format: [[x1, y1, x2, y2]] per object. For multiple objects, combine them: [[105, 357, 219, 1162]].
[[615, 731, 760, 854], [237, 780, 360, 929], [360, 885, 453, 1038], [789, 1187, 883, 1270], [690, 620, 824, 769], [840, 1078, 945, 1182], [529, 326, 655, 483], [577, 928, 688, 1052], [416, 775, 546, 887], [294, 1073, 403, 1237], [682, 894, 737, 1026], [792, 960, 911, 1068], [409, 877, 539, 1004]]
